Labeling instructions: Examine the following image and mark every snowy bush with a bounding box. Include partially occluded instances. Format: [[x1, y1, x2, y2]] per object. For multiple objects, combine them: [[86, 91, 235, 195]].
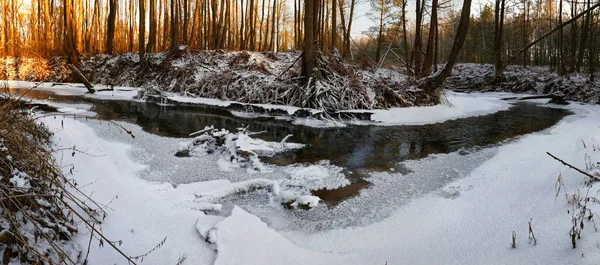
[[176, 126, 304, 173]]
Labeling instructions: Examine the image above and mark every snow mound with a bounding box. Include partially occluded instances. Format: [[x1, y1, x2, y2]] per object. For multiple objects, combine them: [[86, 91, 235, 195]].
[[349, 91, 512, 126], [194, 178, 322, 210], [282, 161, 350, 190], [196, 207, 367, 265]]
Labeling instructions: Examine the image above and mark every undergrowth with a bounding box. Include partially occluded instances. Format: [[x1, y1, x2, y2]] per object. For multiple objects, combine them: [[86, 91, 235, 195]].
[[551, 141, 600, 249], [0, 48, 440, 112], [0, 84, 147, 264]]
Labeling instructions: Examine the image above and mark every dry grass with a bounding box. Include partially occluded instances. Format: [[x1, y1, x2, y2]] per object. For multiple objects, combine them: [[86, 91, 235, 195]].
[[0, 85, 138, 264]]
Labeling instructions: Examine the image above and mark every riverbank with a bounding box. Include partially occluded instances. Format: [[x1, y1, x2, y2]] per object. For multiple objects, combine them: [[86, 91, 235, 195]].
[[446, 64, 600, 104], [28, 92, 600, 264], [0, 96, 81, 264], [0, 48, 437, 111], [3, 81, 512, 128]]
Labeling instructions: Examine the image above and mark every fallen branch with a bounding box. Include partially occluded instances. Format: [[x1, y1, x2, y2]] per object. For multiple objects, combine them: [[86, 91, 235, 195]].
[[501, 94, 568, 104], [68, 64, 96, 94], [276, 52, 303, 80], [350, 36, 377, 67], [547, 152, 600, 181]]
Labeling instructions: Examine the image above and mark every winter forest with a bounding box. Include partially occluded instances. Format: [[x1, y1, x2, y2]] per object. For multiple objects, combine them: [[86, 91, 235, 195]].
[[1, 0, 600, 264], [1, 0, 600, 71]]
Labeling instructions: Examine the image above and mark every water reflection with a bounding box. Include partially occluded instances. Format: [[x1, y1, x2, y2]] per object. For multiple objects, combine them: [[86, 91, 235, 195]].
[[5, 87, 571, 174]]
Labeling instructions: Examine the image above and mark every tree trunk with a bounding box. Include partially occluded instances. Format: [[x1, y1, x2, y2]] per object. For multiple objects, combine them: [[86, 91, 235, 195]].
[[345, 0, 356, 58], [493, 0, 505, 75], [575, 0, 591, 72], [421, 0, 438, 77], [401, 0, 410, 72], [170, 0, 179, 50], [302, 0, 316, 80], [106, 0, 117, 54], [338, 0, 347, 54], [68, 64, 95, 93], [411, 0, 424, 74], [423, 0, 472, 93], [139, 0, 146, 70], [332, 0, 337, 50], [557, 0, 564, 75], [63, 0, 80, 68], [147, 0, 157, 52], [271, 0, 277, 51]]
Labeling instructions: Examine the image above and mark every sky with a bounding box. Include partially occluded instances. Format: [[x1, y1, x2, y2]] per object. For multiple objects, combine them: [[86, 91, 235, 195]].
[[351, 0, 492, 37]]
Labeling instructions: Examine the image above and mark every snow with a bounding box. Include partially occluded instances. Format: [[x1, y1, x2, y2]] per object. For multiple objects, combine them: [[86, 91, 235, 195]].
[[205, 207, 368, 265], [282, 161, 350, 190], [168, 94, 234, 107], [289, 195, 321, 208], [235, 133, 304, 155], [351, 91, 512, 126], [5, 80, 516, 128], [3, 80, 139, 101], [28, 90, 600, 265], [9, 170, 31, 190], [281, 103, 600, 265], [42, 116, 223, 264]]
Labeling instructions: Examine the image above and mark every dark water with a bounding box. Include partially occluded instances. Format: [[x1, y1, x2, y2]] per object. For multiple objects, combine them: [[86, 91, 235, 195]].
[[5, 88, 572, 202]]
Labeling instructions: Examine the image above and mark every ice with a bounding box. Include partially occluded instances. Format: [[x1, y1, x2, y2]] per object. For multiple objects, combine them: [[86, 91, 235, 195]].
[[25, 91, 600, 264], [282, 161, 350, 190], [350, 91, 512, 126]]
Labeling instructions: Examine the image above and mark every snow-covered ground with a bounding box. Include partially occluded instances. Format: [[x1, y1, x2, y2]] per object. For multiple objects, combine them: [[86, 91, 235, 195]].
[[38, 90, 600, 264], [348, 91, 512, 126]]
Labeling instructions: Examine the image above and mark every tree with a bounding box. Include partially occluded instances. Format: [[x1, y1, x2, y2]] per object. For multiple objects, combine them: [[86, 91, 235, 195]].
[[332, 0, 337, 50], [411, 0, 424, 73], [493, 0, 506, 76], [371, 0, 392, 63], [170, 0, 179, 50], [140, 0, 146, 70], [421, 0, 439, 76], [106, 0, 117, 54], [63, 0, 80, 67], [423, 0, 473, 93], [302, 0, 318, 79]]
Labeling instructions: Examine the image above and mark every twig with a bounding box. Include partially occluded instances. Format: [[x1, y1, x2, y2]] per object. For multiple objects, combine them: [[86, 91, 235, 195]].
[[83, 224, 95, 265], [276, 52, 303, 80], [547, 152, 600, 181]]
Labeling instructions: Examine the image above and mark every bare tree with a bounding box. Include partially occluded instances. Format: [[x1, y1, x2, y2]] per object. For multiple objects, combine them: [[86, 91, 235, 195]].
[[302, 0, 317, 79], [106, 0, 117, 54], [422, 0, 473, 93]]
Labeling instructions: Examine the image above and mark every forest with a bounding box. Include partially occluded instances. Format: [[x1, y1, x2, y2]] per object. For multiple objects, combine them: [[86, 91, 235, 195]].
[[1, 0, 600, 265], [1, 0, 599, 73]]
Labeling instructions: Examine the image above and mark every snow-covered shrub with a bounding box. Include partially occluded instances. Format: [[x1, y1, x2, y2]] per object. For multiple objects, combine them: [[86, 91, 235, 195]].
[[0, 89, 139, 264], [176, 126, 304, 172], [446, 64, 600, 104], [551, 138, 600, 249], [0, 94, 81, 264], [0, 50, 441, 111]]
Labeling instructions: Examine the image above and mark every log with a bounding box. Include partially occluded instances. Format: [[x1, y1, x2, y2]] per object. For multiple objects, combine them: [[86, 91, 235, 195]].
[[68, 64, 96, 93], [501, 94, 568, 104]]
